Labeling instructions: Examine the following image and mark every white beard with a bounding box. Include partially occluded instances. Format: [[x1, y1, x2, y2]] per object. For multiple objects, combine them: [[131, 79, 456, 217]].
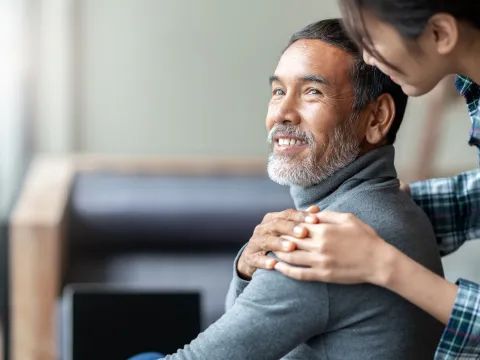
[[267, 120, 360, 188]]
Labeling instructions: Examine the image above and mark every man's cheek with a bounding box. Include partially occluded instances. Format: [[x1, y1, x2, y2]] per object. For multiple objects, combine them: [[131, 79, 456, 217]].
[[314, 96, 350, 120]]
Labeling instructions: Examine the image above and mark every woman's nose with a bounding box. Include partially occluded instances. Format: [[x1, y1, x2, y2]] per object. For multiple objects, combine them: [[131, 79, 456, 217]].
[[363, 49, 376, 67]]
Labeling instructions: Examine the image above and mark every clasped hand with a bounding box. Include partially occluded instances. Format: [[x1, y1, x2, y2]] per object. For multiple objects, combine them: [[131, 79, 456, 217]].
[[238, 207, 390, 286]]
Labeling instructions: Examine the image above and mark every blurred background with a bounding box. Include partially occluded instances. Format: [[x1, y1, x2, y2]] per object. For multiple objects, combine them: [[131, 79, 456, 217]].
[[1, 0, 479, 359]]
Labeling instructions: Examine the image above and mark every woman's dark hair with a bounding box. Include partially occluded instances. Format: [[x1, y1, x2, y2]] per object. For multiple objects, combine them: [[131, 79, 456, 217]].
[[287, 18, 408, 144], [339, 0, 480, 62]]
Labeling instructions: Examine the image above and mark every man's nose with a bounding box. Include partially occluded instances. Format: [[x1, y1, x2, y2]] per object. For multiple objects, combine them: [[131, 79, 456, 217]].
[[273, 96, 301, 125]]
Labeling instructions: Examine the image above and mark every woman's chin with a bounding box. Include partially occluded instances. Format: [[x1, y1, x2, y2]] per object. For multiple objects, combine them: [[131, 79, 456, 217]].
[[399, 82, 435, 97]]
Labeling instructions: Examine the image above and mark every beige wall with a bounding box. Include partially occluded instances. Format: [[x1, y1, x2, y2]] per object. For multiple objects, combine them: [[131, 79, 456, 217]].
[[0, 0, 30, 218], [74, 0, 340, 156], [36, 0, 75, 153], [396, 95, 476, 176]]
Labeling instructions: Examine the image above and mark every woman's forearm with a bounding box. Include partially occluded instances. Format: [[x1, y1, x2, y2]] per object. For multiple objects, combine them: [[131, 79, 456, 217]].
[[376, 243, 458, 325]]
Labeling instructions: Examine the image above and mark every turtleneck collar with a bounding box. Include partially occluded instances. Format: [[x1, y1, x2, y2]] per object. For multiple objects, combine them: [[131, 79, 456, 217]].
[[290, 145, 397, 210]]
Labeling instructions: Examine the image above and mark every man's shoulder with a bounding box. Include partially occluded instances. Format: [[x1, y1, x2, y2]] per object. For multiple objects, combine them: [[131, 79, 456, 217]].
[[325, 179, 414, 221], [326, 181, 429, 233], [244, 258, 329, 322], [325, 180, 442, 272]]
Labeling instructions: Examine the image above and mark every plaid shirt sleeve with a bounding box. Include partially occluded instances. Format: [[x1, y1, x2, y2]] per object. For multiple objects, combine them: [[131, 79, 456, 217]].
[[415, 75, 480, 359], [435, 279, 480, 359], [410, 169, 480, 256]]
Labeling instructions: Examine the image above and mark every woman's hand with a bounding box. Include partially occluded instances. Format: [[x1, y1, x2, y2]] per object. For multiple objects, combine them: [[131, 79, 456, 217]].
[[273, 211, 395, 285], [237, 206, 320, 280], [273, 210, 458, 324]]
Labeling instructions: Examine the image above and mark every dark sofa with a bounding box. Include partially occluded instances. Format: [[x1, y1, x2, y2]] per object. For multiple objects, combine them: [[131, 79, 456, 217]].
[[9, 156, 293, 360]]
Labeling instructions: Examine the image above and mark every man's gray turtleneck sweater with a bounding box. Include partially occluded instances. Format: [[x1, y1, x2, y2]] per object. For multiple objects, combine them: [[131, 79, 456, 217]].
[[163, 145, 444, 360]]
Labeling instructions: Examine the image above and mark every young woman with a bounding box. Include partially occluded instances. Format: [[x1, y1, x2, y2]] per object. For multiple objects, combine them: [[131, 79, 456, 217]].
[[241, 1, 480, 358]]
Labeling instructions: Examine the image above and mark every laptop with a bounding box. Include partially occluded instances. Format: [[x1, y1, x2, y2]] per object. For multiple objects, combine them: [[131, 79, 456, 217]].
[[61, 284, 201, 360]]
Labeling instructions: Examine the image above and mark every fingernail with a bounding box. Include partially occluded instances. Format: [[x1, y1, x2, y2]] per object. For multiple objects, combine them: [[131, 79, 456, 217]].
[[274, 263, 284, 271], [282, 241, 292, 250], [294, 226, 304, 235], [305, 215, 315, 223], [265, 259, 276, 268]]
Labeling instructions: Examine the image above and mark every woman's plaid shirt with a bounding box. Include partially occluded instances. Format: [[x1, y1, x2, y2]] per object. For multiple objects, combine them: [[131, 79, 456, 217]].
[[410, 75, 480, 359]]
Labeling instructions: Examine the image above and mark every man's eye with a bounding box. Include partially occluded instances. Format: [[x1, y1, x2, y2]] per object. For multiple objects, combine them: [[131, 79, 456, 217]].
[[273, 88, 285, 96], [307, 88, 321, 95]]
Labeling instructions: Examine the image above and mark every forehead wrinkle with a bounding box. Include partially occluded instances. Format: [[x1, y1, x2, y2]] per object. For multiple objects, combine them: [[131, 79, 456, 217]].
[[288, 46, 352, 86], [278, 40, 355, 97]]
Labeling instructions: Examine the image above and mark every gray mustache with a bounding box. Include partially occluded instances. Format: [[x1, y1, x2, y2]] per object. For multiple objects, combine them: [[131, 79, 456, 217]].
[[267, 125, 315, 145]]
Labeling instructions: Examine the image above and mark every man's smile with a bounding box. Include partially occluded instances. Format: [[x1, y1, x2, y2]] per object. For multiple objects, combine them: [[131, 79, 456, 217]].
[[273, 136, 309, 155]]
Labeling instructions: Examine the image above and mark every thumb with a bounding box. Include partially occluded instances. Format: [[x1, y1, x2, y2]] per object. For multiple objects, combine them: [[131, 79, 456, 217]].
[[315, 210, 352, 225]]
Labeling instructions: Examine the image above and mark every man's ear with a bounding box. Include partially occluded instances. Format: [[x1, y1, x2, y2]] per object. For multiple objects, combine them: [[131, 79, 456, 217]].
[[364, 93, 395, 145]]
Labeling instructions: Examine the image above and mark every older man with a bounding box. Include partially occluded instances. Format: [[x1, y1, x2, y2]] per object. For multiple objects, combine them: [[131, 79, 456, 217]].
[[132, 18, 443, 360]]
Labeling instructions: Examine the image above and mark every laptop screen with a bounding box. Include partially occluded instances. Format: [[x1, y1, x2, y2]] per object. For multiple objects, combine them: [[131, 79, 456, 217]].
[[62, 286, 201, 360]]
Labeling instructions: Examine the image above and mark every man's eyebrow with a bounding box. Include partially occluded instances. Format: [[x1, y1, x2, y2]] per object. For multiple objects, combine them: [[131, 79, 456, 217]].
[[269, 75, 279, 85], [303, 75, 329, 85], [269, 74, 329, 85]]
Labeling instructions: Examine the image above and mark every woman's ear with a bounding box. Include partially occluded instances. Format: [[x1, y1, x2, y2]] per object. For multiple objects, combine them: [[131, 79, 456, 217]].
[[427, 13, 459, 56], [364, 93, 395, 145]]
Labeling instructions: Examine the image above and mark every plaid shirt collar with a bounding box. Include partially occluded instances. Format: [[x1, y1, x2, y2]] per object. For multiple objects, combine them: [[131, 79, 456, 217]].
[[455, 75, 480, 147]]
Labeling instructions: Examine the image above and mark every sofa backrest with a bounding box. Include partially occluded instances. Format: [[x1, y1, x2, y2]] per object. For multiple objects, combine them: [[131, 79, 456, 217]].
[[68, 172, 294, 253]]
